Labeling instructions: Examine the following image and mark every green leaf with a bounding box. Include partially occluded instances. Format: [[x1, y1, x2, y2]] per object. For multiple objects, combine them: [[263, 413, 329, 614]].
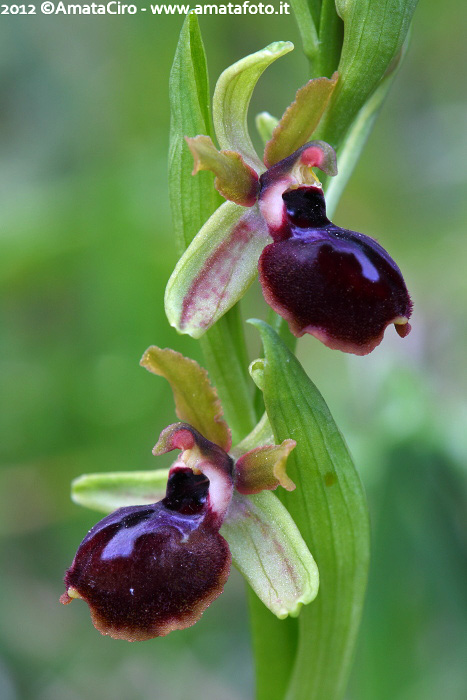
[[317, 0, 418, 148], [263, 73, 338, 168], [249, 320, 370, 700], [213, 41, 294, 171], [324, 38, 409, 216], [71, 469, 169, 513], [185, 135, 259, 206], [140, 345, 231, 451], [169, 13, 221, 253], [165, 202, 269, 339], [222, 491, 319, 619]]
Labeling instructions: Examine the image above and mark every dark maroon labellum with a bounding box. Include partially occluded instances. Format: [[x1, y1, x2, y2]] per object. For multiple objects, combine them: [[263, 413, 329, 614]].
[[61, 467, 231, 641], [258, 186, 413, 355]]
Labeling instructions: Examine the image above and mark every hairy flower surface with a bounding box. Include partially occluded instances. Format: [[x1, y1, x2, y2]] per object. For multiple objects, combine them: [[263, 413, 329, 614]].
[[62, 347, 319, 640], [61, 465, 231, 641]]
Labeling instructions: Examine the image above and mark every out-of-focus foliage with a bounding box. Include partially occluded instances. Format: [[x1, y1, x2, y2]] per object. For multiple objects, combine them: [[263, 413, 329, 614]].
[[0, 3, 466, 699]]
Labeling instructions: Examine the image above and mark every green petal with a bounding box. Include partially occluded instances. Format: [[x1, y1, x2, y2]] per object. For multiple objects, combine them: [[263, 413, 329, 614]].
[[185, 135, 259, 206], [165, 202, 269, 339], [213, 41, 294, 170], [235, 441, 296, 494], [249, 319, 370, 700], [71, 469, 169, 513], [222, 491, 319, 619], [263, 73, 338, 168], [140, 346, 231, 451]]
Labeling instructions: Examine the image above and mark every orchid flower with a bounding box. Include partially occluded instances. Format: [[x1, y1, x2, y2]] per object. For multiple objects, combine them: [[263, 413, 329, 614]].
[[165, 42, 412, 355], [61, 346, 318, 640]]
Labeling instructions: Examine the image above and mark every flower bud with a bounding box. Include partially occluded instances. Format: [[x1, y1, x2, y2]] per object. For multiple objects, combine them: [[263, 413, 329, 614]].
[[258, 186, 412, 355], [60, 467, 231, 641]]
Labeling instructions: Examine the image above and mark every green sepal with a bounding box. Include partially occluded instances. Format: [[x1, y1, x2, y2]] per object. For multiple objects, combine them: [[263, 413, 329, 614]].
[[185, 135, 259, 206], [249, 319, 370, 700], [71, 469, 169, 514], [222, 491, 319, 619], [165, 202, 269, 339], [213, 41, 294, 170], [263, 73, 338, 168]]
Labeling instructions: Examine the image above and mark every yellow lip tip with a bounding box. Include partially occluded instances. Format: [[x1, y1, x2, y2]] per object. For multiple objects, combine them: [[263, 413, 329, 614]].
[[67, 586, 82, 600]]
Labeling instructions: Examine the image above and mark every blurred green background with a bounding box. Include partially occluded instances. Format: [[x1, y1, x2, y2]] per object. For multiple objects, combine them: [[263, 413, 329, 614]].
[[1, 2, 466, 699]]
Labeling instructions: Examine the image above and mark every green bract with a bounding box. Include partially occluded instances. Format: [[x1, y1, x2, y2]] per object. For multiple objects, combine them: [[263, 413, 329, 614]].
[[249, 320, 370, 700]]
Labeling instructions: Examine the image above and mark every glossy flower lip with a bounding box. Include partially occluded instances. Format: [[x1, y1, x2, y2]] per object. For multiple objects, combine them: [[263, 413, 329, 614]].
[[61, 457, 232, 642], [61, 417, 298, 641], [258, 186, 413, 355]]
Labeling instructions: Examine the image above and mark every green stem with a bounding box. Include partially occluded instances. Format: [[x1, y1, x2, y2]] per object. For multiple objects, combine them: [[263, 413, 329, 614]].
[[201, 309, 298, 700], [312, 0, 344, 79], [200, 308, 256, 444], [248, 592, 298, 700], [289, 0, 320, 68], [290, 0, 344, 79]]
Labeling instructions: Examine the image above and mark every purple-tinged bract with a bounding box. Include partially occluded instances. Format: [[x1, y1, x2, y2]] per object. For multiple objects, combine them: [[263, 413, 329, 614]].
[[258, 186, 413, 355], [61, 467, 231, 641]]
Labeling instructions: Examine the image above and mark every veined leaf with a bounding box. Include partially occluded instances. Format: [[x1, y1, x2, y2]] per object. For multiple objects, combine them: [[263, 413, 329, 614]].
[[318, 0, 418, 148], [169, 13, 221, 253], [249, 320, 370, 700]]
